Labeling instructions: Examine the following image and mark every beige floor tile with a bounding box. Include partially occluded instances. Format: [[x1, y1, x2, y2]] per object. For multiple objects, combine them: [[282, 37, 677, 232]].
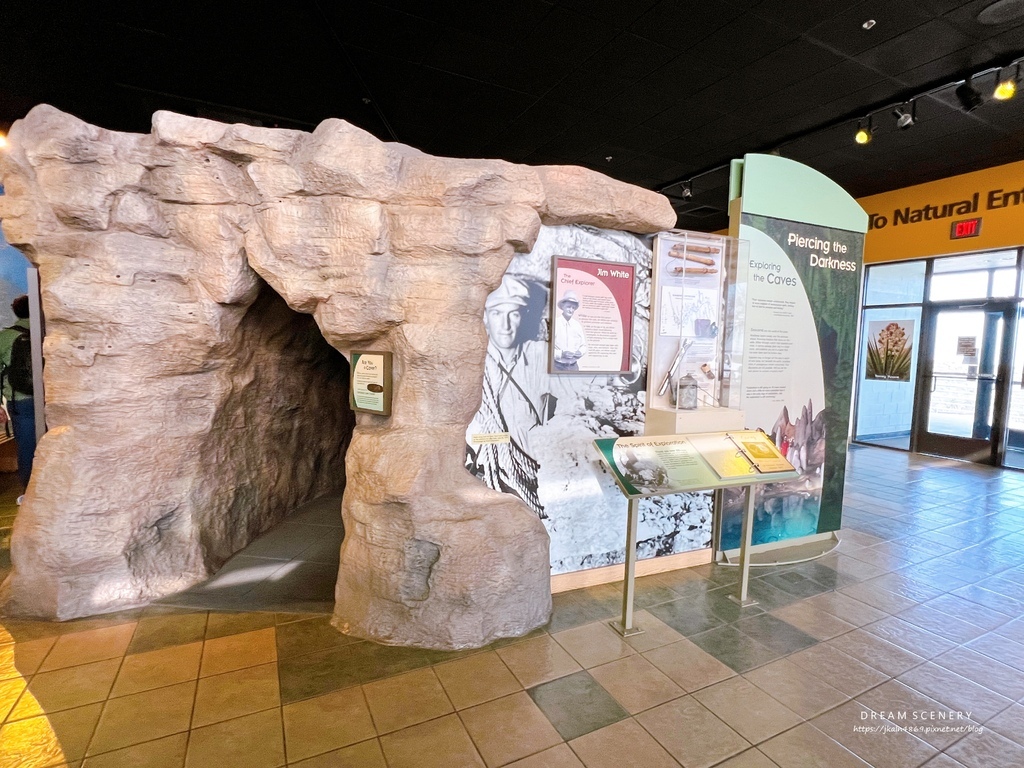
[[110, 642, 202, 698], [856, 680, 982, 750], [0, 637, 56, 681], [744, 658, 848, 719], [588, 655, 683, 714], [289, 738, 386, 768], [804, 593, 888, 627], [496, 635, 582, 688], [81, 732, 188, 768], [192, 662, 279, 728], [10, 658, 120, 720], [759, 723, 870, 768], [506, 743, 585, 768], [434, 651, 522, 710], [713, 749, 781, 768], [946, 727, 1024, 768], [0, 702, 103, 767], [185, 708, 284, 768], [87, 681, 196, 756], [828, 629, 926, 677], [839, 582, 918, 615], [812, 700, 938, 768], [460, 691, 562, 767], [0, 677, 26, 721], [282, 685, 375, 763], [931, 646, 1024, 700], [362, 667, 453, 734], [985, 703, 1024, 747], [642, 638, 735, 693], [551, 622, 635, 669], [568, 718, 678, 768], [921, 754, 970, 767], [199, 628, 276, 677], [379, 713, 485, 768], [39, 624, 135, 673], [898, 663, 1012, 722], [621, 610, 686, 653], [786, 643, 889, 696], [693, 677, 802, 745], [862, 618, 956, 660], [636, 695, 749, 768], [770, 602, 857, 641]]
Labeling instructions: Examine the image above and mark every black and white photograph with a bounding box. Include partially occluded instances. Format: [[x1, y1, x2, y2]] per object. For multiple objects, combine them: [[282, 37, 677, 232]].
[[465, 224, 713, 575]]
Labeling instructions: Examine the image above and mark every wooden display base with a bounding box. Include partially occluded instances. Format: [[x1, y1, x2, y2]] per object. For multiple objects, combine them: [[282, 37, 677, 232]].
[[550, 547, 712, 593]]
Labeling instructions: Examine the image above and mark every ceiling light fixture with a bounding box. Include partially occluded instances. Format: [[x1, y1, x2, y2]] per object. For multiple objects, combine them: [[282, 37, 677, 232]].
[[659, 54, 1024, 200], [955, 78, 984, 112], [893, 102, 916, 130], [862, 19, 876, 29], [854, 118, 873, 145], [994, 63, 1020, 100]]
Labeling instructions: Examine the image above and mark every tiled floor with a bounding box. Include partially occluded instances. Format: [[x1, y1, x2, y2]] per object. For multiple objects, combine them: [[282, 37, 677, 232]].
[[3, 445, 1024, 767]]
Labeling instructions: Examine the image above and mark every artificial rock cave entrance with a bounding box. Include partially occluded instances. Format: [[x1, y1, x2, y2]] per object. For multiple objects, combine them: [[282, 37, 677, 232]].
[[0, 105, 674, 649]]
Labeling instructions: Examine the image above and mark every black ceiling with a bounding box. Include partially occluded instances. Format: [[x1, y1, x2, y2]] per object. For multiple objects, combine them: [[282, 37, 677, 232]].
[[3, 1, 1024, 231]]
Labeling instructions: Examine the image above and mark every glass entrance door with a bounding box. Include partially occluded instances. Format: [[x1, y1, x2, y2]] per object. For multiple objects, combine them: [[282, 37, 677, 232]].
[[914, 303, 1015, 464]]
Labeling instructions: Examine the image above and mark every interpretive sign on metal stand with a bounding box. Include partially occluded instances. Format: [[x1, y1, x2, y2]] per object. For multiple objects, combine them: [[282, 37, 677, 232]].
[[594, 431, 798, 635]]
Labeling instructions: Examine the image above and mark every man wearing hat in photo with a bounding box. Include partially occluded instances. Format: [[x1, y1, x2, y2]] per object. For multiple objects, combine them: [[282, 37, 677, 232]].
[[466, 274, 551, 517], [553, 289, 587, 371]]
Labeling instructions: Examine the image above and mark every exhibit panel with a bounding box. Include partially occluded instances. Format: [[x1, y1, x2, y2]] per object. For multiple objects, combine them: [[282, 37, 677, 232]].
[[0, 106, 675, 649], [725, 154, 868, 552], [466, 225, 714, 576]]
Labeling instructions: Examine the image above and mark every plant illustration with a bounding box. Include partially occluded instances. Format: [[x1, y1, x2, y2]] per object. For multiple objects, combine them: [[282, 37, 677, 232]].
[[866, 322, 912, 380]]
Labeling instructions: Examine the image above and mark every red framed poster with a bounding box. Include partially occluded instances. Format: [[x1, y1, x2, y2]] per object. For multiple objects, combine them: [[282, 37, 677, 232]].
[[550, 257, 636, 375]]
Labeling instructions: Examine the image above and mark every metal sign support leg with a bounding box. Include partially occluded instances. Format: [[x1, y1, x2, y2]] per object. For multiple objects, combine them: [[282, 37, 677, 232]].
[[728, 484, 759, 607], [610, 496, 644, 637]]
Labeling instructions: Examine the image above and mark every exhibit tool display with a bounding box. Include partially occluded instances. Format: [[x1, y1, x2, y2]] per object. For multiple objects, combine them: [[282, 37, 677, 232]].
[[646, 231, 748, 436], [596, 431, 797, 634]]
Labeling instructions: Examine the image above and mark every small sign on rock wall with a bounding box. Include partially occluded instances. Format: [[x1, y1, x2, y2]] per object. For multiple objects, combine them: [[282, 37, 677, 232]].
[[350, 351, 393, 416]]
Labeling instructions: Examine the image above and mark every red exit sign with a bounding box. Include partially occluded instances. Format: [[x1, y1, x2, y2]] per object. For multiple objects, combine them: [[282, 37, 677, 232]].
[[951, 217, 982, 239]]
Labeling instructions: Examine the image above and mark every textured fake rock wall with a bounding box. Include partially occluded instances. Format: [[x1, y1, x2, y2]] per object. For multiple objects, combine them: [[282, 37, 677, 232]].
[[0, 105, 675, 648]]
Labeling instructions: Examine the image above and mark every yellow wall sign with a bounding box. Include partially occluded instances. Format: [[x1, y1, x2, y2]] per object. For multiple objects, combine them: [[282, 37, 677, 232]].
[[859, 159, 1024, 263]]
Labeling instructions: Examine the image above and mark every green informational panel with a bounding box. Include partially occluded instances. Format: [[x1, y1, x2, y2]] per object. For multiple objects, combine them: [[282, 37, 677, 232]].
[[720, 155, 867, 551]]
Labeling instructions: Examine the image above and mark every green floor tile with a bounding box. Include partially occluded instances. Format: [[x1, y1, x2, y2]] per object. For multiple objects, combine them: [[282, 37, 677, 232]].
[[127, 611, 208, 655], [274, 615, 362, 659], [688, 625, 783, 673], [528, 670, 628, 741], [647, 598, 727, 637], [733, 614, 819, 655]]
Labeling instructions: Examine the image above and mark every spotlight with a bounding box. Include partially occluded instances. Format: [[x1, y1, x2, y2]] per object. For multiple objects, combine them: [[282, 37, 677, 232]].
[[0, 133, 7, 150], [854, 118, 873, 145], [994, 63, 1020, 101], [893, 102, 916, 130], [681, 181, 693, 199], [955, 79, 984, 112]]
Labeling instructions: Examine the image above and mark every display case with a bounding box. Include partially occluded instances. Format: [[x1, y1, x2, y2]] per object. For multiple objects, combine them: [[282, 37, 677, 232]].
[[645, 230, 749, 435]]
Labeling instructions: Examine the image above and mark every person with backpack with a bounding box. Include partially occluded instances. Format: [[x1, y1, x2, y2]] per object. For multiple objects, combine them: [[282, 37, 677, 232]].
[[0, 295, 36, 501]]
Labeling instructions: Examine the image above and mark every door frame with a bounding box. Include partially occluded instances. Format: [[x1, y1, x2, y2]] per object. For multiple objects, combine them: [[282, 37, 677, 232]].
[[912, 299, 1018, 464]]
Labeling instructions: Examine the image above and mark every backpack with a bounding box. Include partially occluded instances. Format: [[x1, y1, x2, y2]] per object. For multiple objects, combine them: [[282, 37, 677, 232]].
[[3, 326, 32, 396]]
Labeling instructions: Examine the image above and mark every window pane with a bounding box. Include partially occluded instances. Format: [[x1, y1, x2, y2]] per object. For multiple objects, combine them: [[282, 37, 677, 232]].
[[993, 268, 1018, 298], [929, 250, 1018, 301], [855, 307, 922, 450], [929, 271, 989, 301], [864, 261, 925, 305]]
